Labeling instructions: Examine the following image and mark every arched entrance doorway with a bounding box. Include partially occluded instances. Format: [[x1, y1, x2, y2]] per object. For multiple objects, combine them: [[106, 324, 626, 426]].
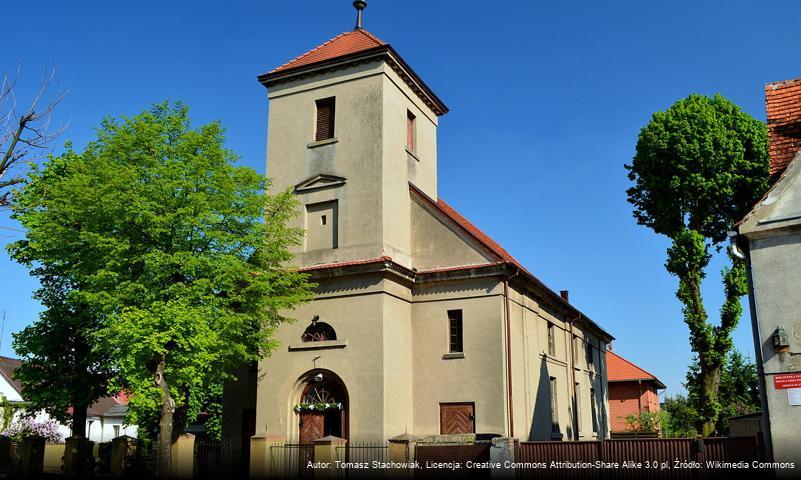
[[296, 370, 349, 444]]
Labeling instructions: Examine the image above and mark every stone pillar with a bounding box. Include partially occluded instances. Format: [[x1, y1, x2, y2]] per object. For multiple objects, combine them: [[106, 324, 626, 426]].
[[0, 435, 11, 474], [313, 435, 346, 479], [63, 435, 90, 477], [20, 436, 45, 478], [489, 437, 516, 480], [388, 433, 418, 478], [250, 435, 285, 479], [171, 433, 195, 479], [110, 435, 137, 479]]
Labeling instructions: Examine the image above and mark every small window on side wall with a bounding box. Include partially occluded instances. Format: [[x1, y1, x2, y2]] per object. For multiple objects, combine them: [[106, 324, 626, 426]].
[[448, 310, 463, 353], [547, 323, 555, 357], [406, 110, 416, 153], [315, 97, 335, 141]]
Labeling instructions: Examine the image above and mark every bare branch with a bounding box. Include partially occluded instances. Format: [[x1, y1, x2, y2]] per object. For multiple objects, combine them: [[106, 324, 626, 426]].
[[0, 65, 69, 207]]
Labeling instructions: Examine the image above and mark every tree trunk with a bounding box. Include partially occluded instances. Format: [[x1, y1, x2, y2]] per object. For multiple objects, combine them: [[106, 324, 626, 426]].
[[71, 405, 87, 437], [156, 357, 174, 478], [699, 362, 722, 436]]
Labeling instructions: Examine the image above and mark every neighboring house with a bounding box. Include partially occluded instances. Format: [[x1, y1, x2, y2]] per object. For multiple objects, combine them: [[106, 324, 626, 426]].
[[0, 355, 136, 442], [605, 350, 665, 437], [222, 3, 614, 458], [735, 77, 801, 466]]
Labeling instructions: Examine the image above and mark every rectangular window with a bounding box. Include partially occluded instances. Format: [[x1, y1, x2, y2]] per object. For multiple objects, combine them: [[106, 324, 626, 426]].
[[547, 323, 555, 357], [573, 335, 581, 365], [550, 376, 560, 434], [448, 310, 463, 353], [590, 388, 599, 434], [113, 425, 120, 438], [586, 340, 594, 367], [315, 97, 335, 141], [575, 382, 582, 438], [406, 110, 416, 152]]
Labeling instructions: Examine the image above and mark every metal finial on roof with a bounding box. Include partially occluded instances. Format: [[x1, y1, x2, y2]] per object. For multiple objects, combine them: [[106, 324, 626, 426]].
[[353, 0, 367, 30]]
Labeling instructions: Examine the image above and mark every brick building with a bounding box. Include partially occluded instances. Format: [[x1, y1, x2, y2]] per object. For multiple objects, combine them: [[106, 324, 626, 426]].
[[605, 350, 664, 436]]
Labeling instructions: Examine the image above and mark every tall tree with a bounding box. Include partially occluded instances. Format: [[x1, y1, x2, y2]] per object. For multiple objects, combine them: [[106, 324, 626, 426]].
[[0, 67, 67, 208], [686, 350, 760, 434], [9, 103, 314, 475], [9, 148, 111, 437], [626, 94, 769, 435]]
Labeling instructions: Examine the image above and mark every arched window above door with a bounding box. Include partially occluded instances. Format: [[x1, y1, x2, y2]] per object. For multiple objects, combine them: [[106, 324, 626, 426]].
[[302, 316, 337, 342]]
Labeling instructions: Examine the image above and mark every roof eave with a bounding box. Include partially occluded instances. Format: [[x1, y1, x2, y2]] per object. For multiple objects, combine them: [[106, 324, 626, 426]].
[[259, 45, 449, 116]]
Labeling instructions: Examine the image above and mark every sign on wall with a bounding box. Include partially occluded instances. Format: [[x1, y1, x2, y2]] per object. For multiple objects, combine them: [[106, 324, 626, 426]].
[[774, 373, 801, 390]]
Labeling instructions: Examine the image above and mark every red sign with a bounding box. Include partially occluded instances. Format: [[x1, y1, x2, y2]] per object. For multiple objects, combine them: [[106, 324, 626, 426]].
[[774, 373, 801, 389]]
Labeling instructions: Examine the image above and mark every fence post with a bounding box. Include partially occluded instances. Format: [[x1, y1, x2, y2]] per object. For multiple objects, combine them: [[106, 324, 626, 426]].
[[490, 437, 516, 480], [110, 435, 137, 479], [0, 435, 11, 474], [388, 433, 418, 477], [249, 435, 284, 479], [63, 435, 90, 477], [20, 435, 45, 478], [314, 435, 346, 479], [170, 433, 195, 479]]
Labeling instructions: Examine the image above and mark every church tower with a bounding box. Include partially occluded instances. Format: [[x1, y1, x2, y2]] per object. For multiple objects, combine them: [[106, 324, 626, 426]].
[[259, 1, 448, 269]]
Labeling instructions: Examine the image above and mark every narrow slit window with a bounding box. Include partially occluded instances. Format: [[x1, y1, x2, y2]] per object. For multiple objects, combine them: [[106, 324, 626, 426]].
[[547, 323, 555, 357], [448, 310, 463, 353], [590, 387, 598, 433], [406, 110, 416, 152], [321, 215, 327, 226], [315, 97, 335, 141]]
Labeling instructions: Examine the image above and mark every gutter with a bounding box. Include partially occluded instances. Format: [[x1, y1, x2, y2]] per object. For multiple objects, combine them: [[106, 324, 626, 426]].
[[729, 230, 774, 461], [568, 313, 580, 439], [503, 266, 520, 437]]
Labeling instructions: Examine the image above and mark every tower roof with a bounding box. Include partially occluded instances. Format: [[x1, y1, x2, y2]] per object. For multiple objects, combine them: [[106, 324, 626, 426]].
[[259, 29, 448, 116], [269, 29, 386, 75]]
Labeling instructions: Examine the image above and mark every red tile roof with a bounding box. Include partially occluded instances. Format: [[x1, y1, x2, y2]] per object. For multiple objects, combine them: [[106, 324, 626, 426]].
[[269, 29, 386, 75], [409, 184, 613, 341], [606, 350, 665, 388], [765, 78, 801, 177]]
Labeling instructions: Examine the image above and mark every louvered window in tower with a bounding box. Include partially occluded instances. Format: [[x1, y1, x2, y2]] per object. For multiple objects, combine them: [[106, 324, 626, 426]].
[[407, 110, 416, 152], [315, 97, 336, 141]]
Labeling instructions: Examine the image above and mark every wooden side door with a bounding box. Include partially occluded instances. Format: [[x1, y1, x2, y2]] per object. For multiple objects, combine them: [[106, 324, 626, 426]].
[[299, 412, 325, 444], [440, 403, 476, 434]]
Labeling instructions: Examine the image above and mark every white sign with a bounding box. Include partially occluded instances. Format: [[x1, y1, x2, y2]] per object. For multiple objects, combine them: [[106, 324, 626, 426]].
[[788, 388, 801, 406]]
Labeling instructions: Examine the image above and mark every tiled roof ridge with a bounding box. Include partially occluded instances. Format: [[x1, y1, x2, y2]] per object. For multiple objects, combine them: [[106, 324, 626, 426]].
[[766, 77, 801, 89], [607, 350, 661, 383], [269, 29, 385, 75]]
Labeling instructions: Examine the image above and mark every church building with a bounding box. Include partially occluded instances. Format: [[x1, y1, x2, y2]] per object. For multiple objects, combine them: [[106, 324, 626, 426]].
[[223, 2, 614, 454]]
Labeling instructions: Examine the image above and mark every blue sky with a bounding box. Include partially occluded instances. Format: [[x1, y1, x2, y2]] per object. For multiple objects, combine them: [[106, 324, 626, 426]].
[[1, 0, 799, 398]]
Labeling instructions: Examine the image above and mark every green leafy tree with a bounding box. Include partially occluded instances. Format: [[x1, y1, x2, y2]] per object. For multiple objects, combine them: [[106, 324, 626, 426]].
[[661, 394, 698, 438], [686, 350, 760, 434], [626, 94, 769, 435], [8, 146, 112, 437], [8, 102, 314, 475]]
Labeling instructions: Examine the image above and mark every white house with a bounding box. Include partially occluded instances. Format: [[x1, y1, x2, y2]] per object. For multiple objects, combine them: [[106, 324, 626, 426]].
[[0, 356, 136, 443]]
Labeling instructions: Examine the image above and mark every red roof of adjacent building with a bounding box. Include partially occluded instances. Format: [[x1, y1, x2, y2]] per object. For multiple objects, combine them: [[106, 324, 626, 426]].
[[269, 29, 386, 75], [765, 77, 801, 177], [606, 350, 665, 389]]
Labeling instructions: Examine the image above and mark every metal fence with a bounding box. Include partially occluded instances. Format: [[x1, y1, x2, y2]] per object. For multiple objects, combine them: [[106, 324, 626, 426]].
[[515, 436, 766, 480], [336, 441, 389, 479], [269, 443, 315, 479], [194, 440, 233, 478], [416, 443, 491, 479]]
